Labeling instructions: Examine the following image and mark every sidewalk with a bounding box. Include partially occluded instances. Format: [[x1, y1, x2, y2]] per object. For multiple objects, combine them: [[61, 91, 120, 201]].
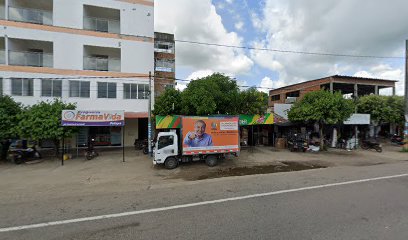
[[0, 144, 406, 202]]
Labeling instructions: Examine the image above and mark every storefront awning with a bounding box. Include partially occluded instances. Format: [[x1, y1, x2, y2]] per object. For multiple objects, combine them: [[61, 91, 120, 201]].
[[125, 112, 148, 119]]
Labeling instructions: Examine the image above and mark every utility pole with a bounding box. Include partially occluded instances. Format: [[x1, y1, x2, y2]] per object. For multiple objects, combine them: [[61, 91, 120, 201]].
[[148, 71, 152, 156], [404, 40, 408, 149]]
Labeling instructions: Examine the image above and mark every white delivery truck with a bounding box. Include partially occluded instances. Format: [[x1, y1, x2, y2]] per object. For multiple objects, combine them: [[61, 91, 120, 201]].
[[153, 116, 240, 169]]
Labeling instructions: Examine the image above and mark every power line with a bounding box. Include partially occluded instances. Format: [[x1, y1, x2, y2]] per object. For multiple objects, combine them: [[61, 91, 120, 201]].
[[154, 75, 275, 90], [174, 39, 404, 59]]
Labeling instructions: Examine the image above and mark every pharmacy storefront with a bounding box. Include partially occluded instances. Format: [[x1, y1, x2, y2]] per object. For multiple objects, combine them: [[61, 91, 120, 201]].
[[62, 110, 125, 147]]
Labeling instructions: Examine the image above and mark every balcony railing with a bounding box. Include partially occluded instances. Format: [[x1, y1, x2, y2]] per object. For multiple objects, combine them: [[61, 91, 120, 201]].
[[0, 50, 5, 64], [83, 16, 120, 34], [9, 6, 52, 25], [84, 56, 120, 72], [9, 51, 53, 67]]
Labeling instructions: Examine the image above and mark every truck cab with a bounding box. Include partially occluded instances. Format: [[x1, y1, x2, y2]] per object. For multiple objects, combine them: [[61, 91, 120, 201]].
[[153, 132, 178, 167]]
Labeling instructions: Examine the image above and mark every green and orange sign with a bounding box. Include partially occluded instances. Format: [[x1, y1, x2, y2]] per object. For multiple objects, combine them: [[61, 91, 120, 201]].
[[239, 114, 274, 126], [156, 115, 181, 129], [156, 114, 274, 129]]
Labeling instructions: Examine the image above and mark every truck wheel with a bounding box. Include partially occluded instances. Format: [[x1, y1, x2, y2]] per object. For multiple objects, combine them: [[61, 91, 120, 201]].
[[205, 155, 218, 167], [165, 157, 178, 169]]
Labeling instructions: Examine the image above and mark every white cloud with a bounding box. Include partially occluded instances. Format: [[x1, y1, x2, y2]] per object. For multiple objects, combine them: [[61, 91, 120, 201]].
[[354, 64, 404, 95], [186, 70, 215, 80], [250, 0, 407, 92], [259, 76, 286, 93], [175, 70, 215, 91], [225, 0, 234, 4], [234, 21, 244, 31], [155, 0, 253, 76], [216, 3, 225, 10]]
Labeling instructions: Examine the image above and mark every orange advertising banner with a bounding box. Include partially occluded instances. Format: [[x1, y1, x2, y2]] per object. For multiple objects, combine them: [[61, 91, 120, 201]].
[[182, 116, 239, 155]]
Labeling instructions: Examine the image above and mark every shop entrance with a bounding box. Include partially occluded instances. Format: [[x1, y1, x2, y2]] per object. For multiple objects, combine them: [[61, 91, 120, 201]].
[[138, 118, 148, 140], [77, 127, 123, 147]]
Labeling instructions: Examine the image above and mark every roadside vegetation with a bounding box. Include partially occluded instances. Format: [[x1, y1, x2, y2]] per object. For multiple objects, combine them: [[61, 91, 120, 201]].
[[0, 96, 77, 160], [287, 90, 355, 149], [153, 73, 269, 116]]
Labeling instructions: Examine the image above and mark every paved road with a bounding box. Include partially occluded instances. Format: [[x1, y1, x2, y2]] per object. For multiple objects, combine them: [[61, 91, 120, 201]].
[[1, 161, 408, 239]]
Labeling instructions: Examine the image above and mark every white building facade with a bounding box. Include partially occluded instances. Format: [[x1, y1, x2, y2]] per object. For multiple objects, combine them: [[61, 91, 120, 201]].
[[0, 0, 154, 147]]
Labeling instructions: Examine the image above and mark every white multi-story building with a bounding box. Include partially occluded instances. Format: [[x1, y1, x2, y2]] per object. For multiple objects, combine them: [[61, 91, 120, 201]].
[[0, 0, 154, 147]]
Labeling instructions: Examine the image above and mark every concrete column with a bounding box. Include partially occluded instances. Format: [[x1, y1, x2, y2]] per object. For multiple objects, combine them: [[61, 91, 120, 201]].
[[329, 81, 334, 93], [4, 35, 8, 65], [354, 84, 358, 98], [5, 0, 8, 20], [374, 85, 379, 95], [392, 87, 396, 96]]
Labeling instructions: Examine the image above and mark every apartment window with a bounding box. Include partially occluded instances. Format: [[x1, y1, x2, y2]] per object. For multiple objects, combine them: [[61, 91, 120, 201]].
[[154, 41, 175, 53], [123, 84, 149, 99], [11, 78, 33, 96], [98, 82, 116, 99], [123, 83, 137, 99], [69, 81, 90, 98], [271, 94, 281, 101], [42, 80, 62, 97], [155, 59, 175, 72], [138, 84, 149, 99]]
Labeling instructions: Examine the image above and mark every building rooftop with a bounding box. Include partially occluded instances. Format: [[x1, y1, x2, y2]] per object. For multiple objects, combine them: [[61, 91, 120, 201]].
[[269, 75, 398, 94]]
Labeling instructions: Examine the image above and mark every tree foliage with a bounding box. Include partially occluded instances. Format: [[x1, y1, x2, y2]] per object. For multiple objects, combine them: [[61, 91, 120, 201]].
[[181, 73, 240, 115], [0, 95, 21, 140], [0, 95, 22, 160], [154, 73, 268, 116], [239, 87, 269, 115], [153, 88, 182, 116], [288, 90, 355, 124], [357, 95, 404, 125], [16, 99, 77, 154], [288, 90, 355, 148]]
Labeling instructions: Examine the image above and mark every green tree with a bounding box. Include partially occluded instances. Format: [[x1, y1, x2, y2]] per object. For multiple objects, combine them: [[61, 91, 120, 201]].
[[180, 73, 241, 115], [153, 88, 182, 116], [357, 95, 404, 135], [239, 87, 269, 115], [0, 95, 22, 160], [16, 99, 77, 156], [357, 95, 404, 124], [288, 90, 355, 148], [385, 95, 404, 125], [153, 73, 271, 116]]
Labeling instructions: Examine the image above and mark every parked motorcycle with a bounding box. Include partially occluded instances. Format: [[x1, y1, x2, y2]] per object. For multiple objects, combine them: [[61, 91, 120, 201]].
[[8, 140, 41, 164], [134, 138, 147, 150], [391, 134, 404, 146], [361, 140, 382, 152], [142, 140, 155, 155], [287, 135, 308, 152], [85, 138, 98, 160]]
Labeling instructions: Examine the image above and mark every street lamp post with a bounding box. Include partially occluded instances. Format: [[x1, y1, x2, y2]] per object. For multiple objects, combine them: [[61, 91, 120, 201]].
[[405, 40, 408, 149], [148, 71, 152, 156]]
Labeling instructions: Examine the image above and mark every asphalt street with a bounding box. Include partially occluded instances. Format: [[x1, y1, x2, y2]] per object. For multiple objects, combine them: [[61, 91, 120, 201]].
[[1, 161, 408, 240]]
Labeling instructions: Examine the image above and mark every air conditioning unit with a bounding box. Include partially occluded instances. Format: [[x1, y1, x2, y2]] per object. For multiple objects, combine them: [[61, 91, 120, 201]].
[[285, 97, 297, 103]]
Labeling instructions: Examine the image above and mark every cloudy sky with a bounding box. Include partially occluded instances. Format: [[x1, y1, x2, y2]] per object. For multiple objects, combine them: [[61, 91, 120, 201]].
[[155, 0, 407, 95]]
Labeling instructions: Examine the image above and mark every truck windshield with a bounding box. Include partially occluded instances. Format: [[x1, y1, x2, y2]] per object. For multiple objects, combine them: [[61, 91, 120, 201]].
[[158, 136, 174, 149]]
